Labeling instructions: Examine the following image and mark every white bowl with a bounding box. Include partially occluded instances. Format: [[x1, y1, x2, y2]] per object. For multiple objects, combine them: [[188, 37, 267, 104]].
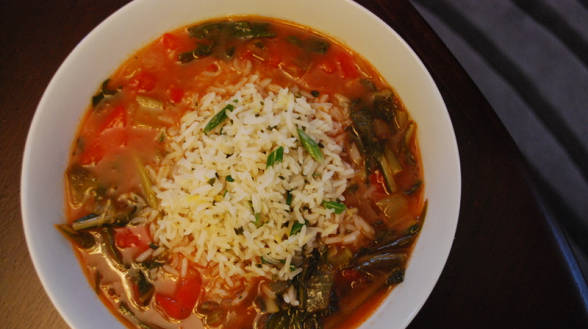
[[21, 0, 461, 328]]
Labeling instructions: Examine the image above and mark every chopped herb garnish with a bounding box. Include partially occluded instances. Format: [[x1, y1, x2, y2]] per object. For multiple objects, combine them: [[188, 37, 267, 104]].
[[322, 200, 346, 214], [290, 220, 307, 236], [297, 128, 323, 162], [149, 243, 158, 250], [226, 175, 234, 182], [254, 213, 264, 228], [204, 103, 235, 133], [234, 227, 244, 235], [286, 190, 293, 206], [311, 90, 320, 97], [266, 146, 284, 168], [208, 178, 216, 185]]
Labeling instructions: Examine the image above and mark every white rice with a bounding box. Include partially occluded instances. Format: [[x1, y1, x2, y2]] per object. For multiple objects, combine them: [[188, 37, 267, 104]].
[[149, 76, 370, 282]]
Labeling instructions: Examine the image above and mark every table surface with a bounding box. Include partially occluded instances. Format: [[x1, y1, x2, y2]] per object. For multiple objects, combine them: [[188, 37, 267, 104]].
[[1, 1, 586, 328]]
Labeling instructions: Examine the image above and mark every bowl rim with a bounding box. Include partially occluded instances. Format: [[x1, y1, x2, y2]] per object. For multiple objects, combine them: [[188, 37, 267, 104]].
[[21, 0, 461, 328]]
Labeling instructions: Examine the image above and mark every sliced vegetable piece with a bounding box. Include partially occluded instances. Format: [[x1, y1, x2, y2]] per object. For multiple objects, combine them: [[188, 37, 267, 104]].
[[403, 122, 417, 165], [297, 128, 323, 162], [136, 95, 164, 110], [133, 155, 158, 209], [203, 104, 235, 133], [375, 194, 408, 220], [290, 221, 305, 236], [377, 153, 398, 193], [72, 213, 107, 231], [56, 224, 95, 249], [304, 271, 335, 312], [266, 146, 284, 168], [322, 200, 346, 214], [66, 165, 97, 205], [253, 213, 264, 228]]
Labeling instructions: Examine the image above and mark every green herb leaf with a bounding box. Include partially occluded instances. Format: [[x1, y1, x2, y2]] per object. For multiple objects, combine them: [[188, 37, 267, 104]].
[[208, 178, 216, 185], [226, 175, 234, 182], [286, 190, 293, 206], [322, 200, 346, 214], [297, 128, 323, 162], [204, 104, 235, 133]]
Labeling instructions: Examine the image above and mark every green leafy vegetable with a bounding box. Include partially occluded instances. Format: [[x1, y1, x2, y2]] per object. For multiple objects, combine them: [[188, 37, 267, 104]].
[[56, 224, 95, 249], [230, 21, 276, 39], [286, 190, 293, 206], [307, 38, 330, 54], [204, 104, 235, 133], [322, 200, 346, 214], [225, 175, 234, 182], [297, 128, 323, 162]]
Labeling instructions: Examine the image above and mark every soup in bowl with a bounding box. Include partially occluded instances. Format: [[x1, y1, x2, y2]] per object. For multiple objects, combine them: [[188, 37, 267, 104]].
[[21, 1, 460, 329]]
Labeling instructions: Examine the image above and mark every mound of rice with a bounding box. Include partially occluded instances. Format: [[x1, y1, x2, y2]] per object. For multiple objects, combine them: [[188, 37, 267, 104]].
[[150, 77, 363, 282]]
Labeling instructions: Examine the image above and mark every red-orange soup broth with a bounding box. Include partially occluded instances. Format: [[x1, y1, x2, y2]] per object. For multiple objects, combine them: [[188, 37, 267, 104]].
[[60, 16, 426, 329]]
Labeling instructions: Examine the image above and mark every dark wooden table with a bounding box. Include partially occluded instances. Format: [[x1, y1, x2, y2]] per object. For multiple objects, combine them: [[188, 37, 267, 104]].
[[1, 1, 586, 328]]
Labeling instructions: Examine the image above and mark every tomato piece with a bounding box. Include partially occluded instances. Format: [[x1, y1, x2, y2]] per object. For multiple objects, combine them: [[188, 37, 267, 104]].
[[336, 51, 359, 79], [156, 269, 202, 319], [161, 33, 179, 50], [100, 105, 127, 131], [115, 225, 152, 253], [128, 71, 157, 92], [168, 85, 184, 104]]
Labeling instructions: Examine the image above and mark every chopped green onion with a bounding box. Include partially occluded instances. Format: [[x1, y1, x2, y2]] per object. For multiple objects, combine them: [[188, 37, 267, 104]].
[[266, 146, 284, 168], [290, 221, 305, 236], [204, 104, 235, 134], [286, 190, 293, 206], [322, 200, 346, 214], [297, 128, 323, 162], [311, 90, 320, 97], [208, 178, 216, 185], [254, 213, 264, 228], [226, 175, 234, 182]]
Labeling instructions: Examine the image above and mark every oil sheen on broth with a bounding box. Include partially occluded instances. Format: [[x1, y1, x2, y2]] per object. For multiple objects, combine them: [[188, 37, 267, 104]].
[[59, 16, 426, 329]]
